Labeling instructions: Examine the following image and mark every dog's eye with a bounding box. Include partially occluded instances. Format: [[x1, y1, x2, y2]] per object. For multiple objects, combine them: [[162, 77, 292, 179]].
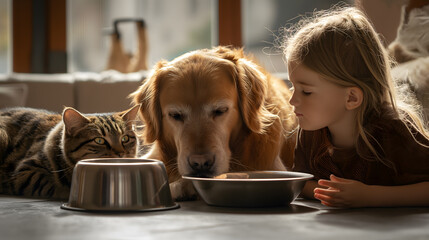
[[169, 112, 184, 121], [213, 107, 228, 117]]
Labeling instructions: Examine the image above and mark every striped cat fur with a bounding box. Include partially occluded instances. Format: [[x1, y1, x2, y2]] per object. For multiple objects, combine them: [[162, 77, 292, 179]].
[[0, 105, 140, 199]]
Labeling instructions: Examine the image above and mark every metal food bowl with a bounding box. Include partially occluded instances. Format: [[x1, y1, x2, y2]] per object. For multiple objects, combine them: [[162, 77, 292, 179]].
[[183, 171, 313, 208], [61, 158, 179, 212]]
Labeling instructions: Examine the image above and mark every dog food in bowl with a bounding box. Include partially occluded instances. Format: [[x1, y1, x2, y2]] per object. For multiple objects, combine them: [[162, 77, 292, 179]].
[[184, 171, 313, 208], [214, 173, 250, 179], [61, 158, 179, 212]]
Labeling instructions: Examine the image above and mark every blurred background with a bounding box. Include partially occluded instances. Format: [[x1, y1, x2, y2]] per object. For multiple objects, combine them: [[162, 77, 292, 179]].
[[0, 0, 412, 113], [0, 0, 409, 74]]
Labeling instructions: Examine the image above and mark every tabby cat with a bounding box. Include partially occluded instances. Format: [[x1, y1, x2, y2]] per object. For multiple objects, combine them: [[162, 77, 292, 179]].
[[0, 105, 140, 199]]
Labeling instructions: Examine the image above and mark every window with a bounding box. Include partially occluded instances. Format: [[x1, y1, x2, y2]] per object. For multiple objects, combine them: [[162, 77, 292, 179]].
[[242, 0, 354, 73], [0, 0, 11, 73], [2, 0, 404, 74], [67, 0, 214, 72]]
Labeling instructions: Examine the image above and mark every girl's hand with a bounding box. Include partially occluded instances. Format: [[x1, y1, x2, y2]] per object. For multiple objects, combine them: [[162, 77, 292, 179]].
[[314, 174, 372, 208]]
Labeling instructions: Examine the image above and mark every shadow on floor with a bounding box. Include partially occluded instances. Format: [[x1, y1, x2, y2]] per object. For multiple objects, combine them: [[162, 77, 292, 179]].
[[183, 200, 319, 215]]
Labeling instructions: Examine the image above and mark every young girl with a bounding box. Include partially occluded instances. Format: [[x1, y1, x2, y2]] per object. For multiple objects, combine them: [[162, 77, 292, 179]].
[[283, 7, 429, 208]]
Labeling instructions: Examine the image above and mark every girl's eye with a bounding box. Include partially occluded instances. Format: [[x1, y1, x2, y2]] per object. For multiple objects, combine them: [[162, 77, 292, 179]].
[[169, 112, 184, 122], [302, 91, 312, 96], [213, 107, 228, 117], [121, 135, 130, 143], [94, 137, 105, 145]]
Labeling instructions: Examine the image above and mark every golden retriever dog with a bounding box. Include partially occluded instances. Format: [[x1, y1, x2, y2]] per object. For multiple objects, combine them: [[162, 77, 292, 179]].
[[131, 46, 297, 200]]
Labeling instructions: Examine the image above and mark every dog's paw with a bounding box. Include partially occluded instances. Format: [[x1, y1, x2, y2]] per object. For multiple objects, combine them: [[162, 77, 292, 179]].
[[169, 179, 198, 201]]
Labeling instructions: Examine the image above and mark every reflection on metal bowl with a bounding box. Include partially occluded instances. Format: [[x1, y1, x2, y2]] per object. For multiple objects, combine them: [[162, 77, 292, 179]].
[[183, 171, 313, 208], [61, 158, 179, 212]]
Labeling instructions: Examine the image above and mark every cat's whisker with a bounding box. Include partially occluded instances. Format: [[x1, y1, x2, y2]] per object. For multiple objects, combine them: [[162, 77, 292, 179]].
[[51, 165, 74, 173]]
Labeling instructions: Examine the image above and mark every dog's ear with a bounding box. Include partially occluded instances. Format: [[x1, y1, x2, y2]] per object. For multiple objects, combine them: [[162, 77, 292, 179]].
[[235, 58, 277, 134], [129, 60, 167, 143]]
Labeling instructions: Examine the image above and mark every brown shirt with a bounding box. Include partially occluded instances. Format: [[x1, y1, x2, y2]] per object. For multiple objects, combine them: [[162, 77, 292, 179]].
[[293, 116, 429, 186]]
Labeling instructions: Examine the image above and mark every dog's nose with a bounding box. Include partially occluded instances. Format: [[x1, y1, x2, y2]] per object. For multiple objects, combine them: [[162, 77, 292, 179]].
[[188, 154, 215, 172]]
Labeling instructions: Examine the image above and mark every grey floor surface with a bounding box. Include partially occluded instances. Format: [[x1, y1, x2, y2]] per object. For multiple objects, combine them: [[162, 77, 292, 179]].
[[1, 195, 428, 240]]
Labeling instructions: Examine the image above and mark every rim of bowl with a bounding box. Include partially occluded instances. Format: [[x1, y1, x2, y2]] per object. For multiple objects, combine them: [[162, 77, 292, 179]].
[[77, 158, 163, 166], [61, 202, 180, 212], [182, 171, 314, 182]]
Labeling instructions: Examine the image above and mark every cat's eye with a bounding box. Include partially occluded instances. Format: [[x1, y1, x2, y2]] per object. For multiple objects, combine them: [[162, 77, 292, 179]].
[[121, 135, 130, 143], [94, 137, 105, 145]]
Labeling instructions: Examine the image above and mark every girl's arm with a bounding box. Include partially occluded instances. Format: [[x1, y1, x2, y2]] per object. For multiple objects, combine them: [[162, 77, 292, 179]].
[[314, 175, 429, 208]]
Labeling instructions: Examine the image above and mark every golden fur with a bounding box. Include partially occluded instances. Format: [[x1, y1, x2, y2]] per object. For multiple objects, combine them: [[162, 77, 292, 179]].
[[131, 46, 297, 200]]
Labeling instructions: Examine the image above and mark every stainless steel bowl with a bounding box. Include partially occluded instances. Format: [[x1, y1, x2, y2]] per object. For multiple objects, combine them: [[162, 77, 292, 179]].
[[183, 171, 313, 207], [61, 158, 179, 212]]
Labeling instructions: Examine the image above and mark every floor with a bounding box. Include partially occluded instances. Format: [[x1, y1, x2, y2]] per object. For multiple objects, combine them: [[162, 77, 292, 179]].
[[1, 195, 428, 240]]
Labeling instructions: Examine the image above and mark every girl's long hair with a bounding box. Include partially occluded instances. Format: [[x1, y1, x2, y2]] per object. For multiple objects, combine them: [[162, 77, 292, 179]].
[[283, 6, 428, 169]]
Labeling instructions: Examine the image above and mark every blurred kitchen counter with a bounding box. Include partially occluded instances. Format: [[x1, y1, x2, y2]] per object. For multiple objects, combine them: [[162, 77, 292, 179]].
[[0, 195, 428, 240]]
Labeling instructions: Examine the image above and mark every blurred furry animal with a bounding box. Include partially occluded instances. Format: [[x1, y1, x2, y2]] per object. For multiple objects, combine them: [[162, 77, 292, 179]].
[[388, 4, 429, 120], [131, 46, 297, 200]]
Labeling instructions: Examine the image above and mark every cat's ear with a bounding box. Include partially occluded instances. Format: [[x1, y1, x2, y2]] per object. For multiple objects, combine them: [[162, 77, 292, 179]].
[[121, 104, 141, 127], [62, 107, 90, 135]]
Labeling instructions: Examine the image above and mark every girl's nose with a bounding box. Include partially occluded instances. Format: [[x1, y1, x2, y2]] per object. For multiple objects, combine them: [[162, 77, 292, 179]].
[[289, 90, 298, 106]]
